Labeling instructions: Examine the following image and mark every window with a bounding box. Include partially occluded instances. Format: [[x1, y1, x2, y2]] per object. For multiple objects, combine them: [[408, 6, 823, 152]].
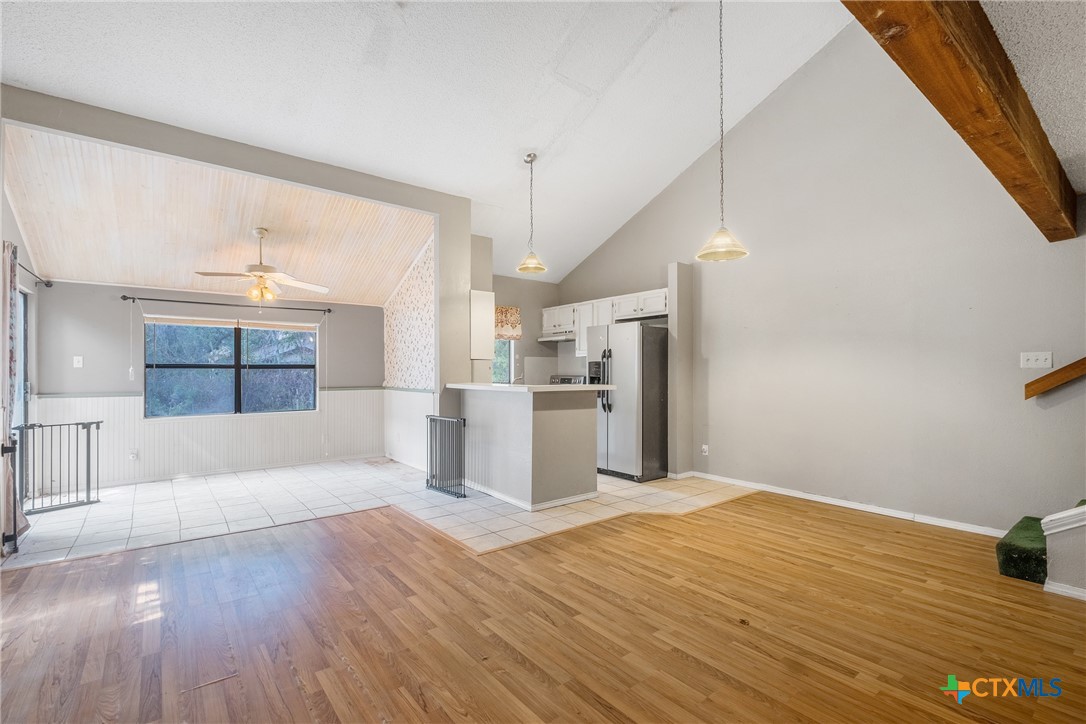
[[492, 339, 513, 384], [145, 320, 317, 418]]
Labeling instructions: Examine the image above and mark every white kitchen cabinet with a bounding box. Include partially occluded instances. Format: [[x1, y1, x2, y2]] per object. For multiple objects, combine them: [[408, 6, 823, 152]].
[[574, 302, 594, 357], [613, 289, 668, 320], [542, 304, 575, 333], [611, 294, 642, 320], [592, 299, 613, 327], [638, 288, 668, 316], [469, 290, 496, 359]]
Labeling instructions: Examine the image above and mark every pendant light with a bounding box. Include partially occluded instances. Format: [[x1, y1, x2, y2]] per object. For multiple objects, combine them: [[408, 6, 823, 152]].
[[697, 0, 748, 262], [516, 152, 547, 274]]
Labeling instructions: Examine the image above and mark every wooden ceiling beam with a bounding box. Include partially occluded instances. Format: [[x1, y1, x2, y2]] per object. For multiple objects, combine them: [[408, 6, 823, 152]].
[[842, 0, 1078, 242]]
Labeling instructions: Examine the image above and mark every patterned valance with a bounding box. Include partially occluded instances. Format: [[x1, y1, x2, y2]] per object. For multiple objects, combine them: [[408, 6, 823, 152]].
[[495, 305, 522, 341]]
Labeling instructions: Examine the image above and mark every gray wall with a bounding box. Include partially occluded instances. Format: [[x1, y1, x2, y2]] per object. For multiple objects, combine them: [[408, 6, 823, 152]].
[[35, 282, 383, 395], [558, 22, 1086, 531], [493, 274, 559, 383]]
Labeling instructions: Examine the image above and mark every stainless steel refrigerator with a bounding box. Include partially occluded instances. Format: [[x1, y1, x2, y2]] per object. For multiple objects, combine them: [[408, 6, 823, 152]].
[[587, 323, 667, 482]]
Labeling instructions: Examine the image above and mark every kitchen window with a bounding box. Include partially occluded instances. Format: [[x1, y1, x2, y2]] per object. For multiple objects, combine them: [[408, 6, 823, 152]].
[[145, 318, 317, 418], [492, 339, 513, 384]]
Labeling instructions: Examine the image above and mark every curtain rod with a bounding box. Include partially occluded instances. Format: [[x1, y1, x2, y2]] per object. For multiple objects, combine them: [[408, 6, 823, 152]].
[[121, 294, 332, 314], [17, 262, 52, 287]]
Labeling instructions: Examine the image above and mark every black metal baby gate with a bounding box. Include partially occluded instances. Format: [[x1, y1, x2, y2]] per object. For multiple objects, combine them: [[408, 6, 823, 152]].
[[13, 421, 103, 514], [426, 415, 466, 498]]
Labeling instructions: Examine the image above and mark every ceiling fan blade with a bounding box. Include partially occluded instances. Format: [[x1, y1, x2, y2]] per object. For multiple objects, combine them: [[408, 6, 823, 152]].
[[265, 279, 282, 295], [268, 273, 329, 294], [196, 271, 251, 278]]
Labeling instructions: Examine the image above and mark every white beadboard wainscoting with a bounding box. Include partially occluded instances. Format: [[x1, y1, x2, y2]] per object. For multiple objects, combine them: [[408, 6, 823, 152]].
[[383, 389, 437, 472], [32, 388, 386, 486]]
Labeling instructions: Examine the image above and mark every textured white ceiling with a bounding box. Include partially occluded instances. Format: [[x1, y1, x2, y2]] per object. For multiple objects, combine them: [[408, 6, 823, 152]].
[[1, 1, 851, 281], [983, 0, 1086, 193]]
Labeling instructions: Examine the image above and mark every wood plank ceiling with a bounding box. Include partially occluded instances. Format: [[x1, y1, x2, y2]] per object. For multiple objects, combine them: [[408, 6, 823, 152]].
[[2, 124, 435, 306], [842, 0, 1078, 243]]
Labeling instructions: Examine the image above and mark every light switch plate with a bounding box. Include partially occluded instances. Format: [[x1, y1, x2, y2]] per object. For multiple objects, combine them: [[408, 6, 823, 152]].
[[1020, 352, 1052, 369], [72, 355, 84, 369]]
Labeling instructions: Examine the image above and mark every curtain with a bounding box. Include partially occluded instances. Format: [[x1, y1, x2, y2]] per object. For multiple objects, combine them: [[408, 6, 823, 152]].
[[495, 305, 522, 341], [2, 241, 29, 553]]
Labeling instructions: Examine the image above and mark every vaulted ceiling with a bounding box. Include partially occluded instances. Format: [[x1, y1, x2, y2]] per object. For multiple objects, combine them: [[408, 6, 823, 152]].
[[0, 1, 853, 281], [3, 125, 434, 306]]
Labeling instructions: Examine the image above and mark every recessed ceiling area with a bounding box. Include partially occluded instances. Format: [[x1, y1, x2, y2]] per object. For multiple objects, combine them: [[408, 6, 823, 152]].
[[982, 0, 1086, 192], [0, 1, 853, 280], [2, 124, 435, 306]]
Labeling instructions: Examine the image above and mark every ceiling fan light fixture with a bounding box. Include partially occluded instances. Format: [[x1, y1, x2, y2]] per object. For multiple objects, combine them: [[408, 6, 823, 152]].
[[246, 283, 263, 301], [261, 285, 276, 302]]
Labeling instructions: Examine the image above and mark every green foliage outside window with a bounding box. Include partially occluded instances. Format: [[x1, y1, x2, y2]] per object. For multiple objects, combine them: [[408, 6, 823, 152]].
[[145, 323, 317, 417], [492, 339, 511, 384]]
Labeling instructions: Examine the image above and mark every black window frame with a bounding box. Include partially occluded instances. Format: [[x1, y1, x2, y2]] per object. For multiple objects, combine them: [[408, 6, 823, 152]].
[[144, 322, 318, 418]]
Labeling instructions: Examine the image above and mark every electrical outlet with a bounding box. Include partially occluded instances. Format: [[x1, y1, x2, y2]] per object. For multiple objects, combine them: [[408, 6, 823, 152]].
[[72, 355, 83, 369], [128, 449, 138, 461], [1020, 352, 1052, 369], [701, 444, 709, 456]]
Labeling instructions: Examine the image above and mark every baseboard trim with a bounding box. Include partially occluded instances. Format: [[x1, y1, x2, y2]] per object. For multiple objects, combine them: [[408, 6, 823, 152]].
[[1043, 580, 1086, 601], [672, 470, 1006, 538], [464, 480, 596, 512]]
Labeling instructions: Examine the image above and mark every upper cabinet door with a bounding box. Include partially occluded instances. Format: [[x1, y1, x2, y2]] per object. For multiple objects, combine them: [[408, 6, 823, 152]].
[[612, 294, 641, 320], [638, 288, 668, 316], [574, 302, 594, 356], [554, 304, 575, 332], [593, 299, 613, 327], [541, 304, 575, 333], [542, 306, 559, 331]]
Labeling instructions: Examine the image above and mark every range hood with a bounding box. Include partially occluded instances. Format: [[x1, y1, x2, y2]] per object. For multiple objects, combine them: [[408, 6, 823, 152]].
[[538, 332, 576, 343]]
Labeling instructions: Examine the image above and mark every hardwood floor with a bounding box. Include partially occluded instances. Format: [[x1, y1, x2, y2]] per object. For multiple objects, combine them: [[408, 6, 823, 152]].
[[2, 492, 1083, 723]]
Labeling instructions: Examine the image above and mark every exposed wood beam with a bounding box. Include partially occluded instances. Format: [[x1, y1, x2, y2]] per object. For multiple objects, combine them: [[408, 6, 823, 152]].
[[842, 0, 1078, 242]]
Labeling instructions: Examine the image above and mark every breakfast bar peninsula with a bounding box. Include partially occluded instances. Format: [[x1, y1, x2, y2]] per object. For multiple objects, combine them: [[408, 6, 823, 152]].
[[446, 383, 615, 511]]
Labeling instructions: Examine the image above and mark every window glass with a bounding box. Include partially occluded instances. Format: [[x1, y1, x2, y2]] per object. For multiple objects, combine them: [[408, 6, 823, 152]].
[[145, 368, 235, 418], [242, 328, 316, 365], [145, 323, 234, 365], [492, 339, 511, 384], [144, 321, 317, 417], [241, 368, 316, 413]]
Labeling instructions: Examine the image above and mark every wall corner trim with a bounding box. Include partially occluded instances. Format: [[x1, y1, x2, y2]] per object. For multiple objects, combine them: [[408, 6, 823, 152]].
[[1043, 580, 1086, 601], [677, 471, 1007, 538]]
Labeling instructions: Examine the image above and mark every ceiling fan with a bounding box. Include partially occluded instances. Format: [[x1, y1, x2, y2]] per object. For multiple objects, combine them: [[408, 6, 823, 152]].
[[196, 227, 329, 301]]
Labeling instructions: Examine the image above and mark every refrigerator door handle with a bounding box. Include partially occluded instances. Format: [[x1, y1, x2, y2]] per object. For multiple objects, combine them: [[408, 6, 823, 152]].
[[606, 348, 614, 413], [599, 349, 607, 410]]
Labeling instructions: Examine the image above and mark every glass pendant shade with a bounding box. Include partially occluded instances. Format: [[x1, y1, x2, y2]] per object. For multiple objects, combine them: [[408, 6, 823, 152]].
[[516, 251, 547, 274], [246, 283, 263, 301], [697, 226, 748, 262]]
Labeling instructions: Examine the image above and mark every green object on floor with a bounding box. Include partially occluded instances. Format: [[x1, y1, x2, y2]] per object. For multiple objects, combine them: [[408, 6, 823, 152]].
[[995, 516, 1046, 584]]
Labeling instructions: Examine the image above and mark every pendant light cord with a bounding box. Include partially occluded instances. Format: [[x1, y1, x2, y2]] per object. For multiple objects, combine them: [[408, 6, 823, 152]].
[[528, 158, 535, 253], [718, 0, 725, 229]]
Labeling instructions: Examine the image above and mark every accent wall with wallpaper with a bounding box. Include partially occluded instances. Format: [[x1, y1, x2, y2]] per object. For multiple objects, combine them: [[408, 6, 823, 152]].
[[31, 281, 388, 484]]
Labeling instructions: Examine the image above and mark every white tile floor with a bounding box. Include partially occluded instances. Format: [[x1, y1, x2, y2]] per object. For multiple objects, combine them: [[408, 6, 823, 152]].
[[1, 456, 753, 569]]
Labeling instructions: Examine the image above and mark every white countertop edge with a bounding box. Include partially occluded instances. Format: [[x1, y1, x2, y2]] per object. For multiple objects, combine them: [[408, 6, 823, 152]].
[[446, 383, 616, 393]]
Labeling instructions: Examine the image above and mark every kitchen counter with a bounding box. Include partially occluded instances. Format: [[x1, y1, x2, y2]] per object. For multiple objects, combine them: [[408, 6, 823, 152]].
[[449, 383, 608, 511], [446, 382, 615, 393]]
